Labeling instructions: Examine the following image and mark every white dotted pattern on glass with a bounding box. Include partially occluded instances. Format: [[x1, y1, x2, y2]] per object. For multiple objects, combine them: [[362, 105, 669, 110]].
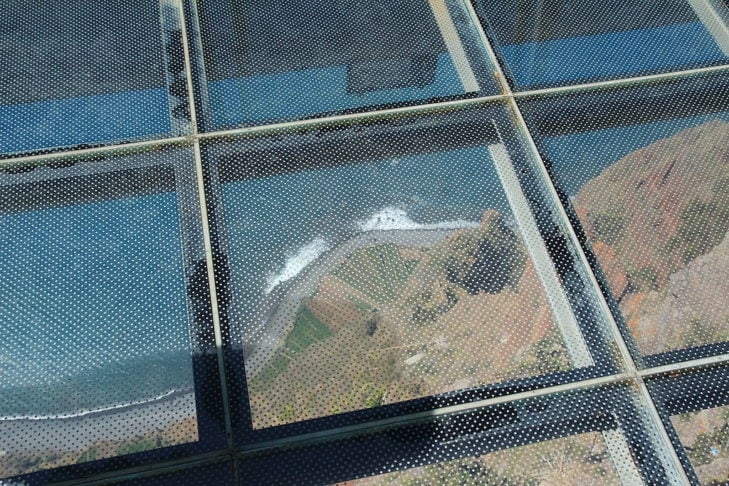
[[521, 73, 729, 363], [0, 0, 188, 156], [194, 0, 498, 129], [339, 432, 622, 485], [0, 149, 202, 478], [207, 107, 606, 429], [476, 0, 729, 89], [235, 385, 683, 485], [648, 364, 729, 484], [672, 406, 729, 485], [4, 0, 729, 484]]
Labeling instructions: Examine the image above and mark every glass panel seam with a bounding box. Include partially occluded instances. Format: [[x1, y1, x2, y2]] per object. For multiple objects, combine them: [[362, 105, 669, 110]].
[[513, 63, 729, 100], [461, 0, 693, 481], [238, 372, 634, 456], [177, 0, 235, 449], [3, 64, 729, 168], [687, 0, 729, 56], [640, 353, 729, 378]]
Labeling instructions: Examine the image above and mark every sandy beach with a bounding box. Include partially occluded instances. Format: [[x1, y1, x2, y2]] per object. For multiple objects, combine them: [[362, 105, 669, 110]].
[[0, 390, 196, 455]]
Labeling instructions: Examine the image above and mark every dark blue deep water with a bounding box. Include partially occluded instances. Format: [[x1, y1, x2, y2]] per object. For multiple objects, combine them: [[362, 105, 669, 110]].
[[0, 192, 194, 417]]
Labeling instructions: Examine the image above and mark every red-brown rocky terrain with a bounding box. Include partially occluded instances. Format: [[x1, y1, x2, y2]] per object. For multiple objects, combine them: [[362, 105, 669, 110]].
[[573, 119, 729, 354]]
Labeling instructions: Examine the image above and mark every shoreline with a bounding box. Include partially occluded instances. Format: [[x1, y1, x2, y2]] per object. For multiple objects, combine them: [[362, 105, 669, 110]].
[[0, 390, 196, 454], [0, 387, 193, 422]]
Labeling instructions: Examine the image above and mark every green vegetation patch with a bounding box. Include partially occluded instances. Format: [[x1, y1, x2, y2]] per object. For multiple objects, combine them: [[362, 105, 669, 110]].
[[591, 212, 627, 246], [686, 422, 729, 467], [512, 330, 571, 377], [255, 306, 333, 385], [628, 266, 660, 292], [75, 447, 98, 464], [713, 176, 729, 205], [333, 244, 418, 304], [116, 438, 159, 457], [677, 318, 729, 349]]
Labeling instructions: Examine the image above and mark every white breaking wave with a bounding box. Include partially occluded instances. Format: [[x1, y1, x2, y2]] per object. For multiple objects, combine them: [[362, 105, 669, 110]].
[[264, 237, 330, 294], [0, 388, 190, 422], [357, 207, 478, 232]]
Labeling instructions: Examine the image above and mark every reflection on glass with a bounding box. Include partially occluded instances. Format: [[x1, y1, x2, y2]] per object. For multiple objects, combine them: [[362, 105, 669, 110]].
[[197, 0, 495, 128], [478, 0, 729, 88], [220, 139, 586, 428], [672, 406, 729, 485], [0, 0, 176, 154], [538, 112, 729, 357], [0, 164, 197, 477], [337, 432, 620, 485]]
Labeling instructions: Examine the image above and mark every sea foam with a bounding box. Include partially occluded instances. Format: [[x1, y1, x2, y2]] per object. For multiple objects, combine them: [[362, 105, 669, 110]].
[[264, 237, 330, 294], [0, 388, 190, 421], [357, 207, 478, 232]]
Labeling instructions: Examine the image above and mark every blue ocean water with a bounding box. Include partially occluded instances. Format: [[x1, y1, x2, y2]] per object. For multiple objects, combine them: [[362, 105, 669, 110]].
[[221, 146, 511, 330], [205, 20, 728, 126], [2, 16, 726, 419], [500, 21, 726, 88], [542, 112, 729, 197], [208, 53, 464, 127], [0, 87, 171, 155], [0, 191, 194, 417]]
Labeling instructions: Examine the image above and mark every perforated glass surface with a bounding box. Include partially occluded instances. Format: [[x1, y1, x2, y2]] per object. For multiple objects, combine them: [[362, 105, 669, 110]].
[[341, 432, 623, 484], [3, 0, 729, 484], [475, 0, 729, 89], [521, 72, 729, 367], [238, 385, 684, 485], [204, 105, 618, 434], [0, 148, 227, 483], [647, 364, 729, 484], [672, 407, 729, 485], [194, 0, 498, 129], [0, 0, 190, 156]]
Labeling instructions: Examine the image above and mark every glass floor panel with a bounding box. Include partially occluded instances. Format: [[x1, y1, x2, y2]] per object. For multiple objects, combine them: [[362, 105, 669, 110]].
[[237, 384, 682, 484], [195, 0, 498, 129], [521, 72, 729, 366], [672, 406, 729, 485], [0, 147, 225, 480], [340, 432, 623, 484], [474, 0, 729, 89], [0, 0, 189, 156], [203, 105, 617, 432], [4, 0, 729, 484], [647, 364, 729, 484]]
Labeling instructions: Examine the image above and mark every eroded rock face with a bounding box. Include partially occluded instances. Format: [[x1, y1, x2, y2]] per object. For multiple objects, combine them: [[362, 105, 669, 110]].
[[573, 119, 729, 355], [592, 241, 628, 300], [632, 230, 729, 355], [442, 209, 526, 295]]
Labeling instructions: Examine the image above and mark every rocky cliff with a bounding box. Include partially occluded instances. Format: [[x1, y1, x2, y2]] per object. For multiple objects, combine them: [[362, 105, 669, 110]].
[[573, 119, 729, 354]]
